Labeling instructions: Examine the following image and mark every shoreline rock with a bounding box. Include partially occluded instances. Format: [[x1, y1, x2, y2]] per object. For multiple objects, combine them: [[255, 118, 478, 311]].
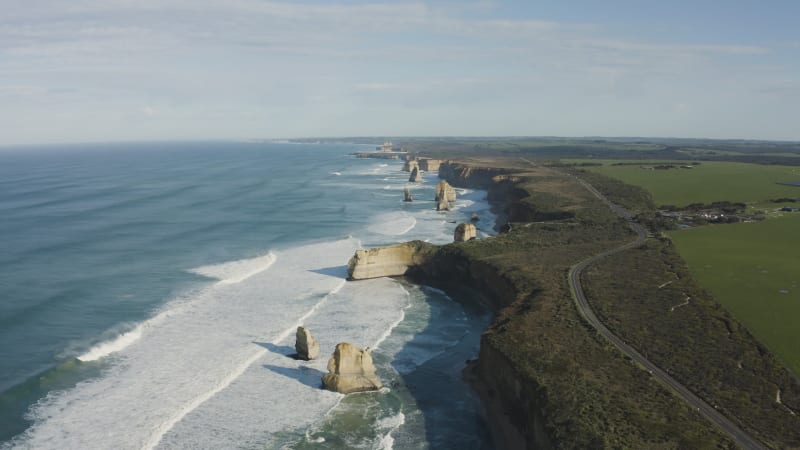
[[454, 223, 477, 242], [348, 241, 435, 280], [295, 326, 320, 360], [322, 342, 382, 394], [404, 187, 413, 202], [434, 180, 457, 203], [409, 166, 422, 182]]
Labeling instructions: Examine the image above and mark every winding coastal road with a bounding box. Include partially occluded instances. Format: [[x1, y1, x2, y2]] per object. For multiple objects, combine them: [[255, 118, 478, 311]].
[[569, 178, 767, 450]]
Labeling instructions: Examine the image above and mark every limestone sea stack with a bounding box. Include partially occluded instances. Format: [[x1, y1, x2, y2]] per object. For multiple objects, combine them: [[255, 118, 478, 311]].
[[437, 198, 450, 211], [322, 342, 382, 394], [409, 166, 422, 183], [295, 326, 320, 360], [402, 159, 419, 173], [471, 212, 479, 222], [434, 180, 457, 203], [454, 222, 477, 242], [403, 187, 413, 202]]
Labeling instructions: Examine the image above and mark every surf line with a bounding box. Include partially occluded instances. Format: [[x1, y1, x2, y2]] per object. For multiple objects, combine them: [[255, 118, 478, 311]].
[[140, 279, 347, 450], [141, 346, 268, 449]]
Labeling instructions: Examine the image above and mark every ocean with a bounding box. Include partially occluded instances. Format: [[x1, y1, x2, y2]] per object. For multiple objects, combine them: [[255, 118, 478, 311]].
[[0, 142, 494, 449]]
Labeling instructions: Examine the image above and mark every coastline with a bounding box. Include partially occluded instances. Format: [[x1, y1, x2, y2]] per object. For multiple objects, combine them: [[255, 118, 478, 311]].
[[348, 153, 511, 447], [381, 155, 800, 448], [1, 144, 498, 449]]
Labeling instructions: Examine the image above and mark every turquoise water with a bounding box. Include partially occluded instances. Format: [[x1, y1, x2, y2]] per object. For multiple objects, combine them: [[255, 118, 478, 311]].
[[0, 142, 493, 449]]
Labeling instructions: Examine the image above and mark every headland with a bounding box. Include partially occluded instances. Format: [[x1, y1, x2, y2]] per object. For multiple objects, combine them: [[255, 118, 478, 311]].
[[347, 146, 800, 449]]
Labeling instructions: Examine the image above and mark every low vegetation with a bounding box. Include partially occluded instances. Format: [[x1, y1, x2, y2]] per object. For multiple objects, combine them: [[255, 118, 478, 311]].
[[409, 163, 739, 447], [372, 138, 800, 448], [581, 237, 800, 448]]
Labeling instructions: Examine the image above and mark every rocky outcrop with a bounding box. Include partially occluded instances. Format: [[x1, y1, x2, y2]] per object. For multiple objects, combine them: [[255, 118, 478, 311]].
[[438, 163, 513, 188], [454, 223, 477, 242], [409, 166, 422, 183], [471, 212, 480, 222], [347, 241, 435, 280], [478, 336, 554, 450], [295, 326, 320, 360], [419, 158, 441, 172], [322, 342, 382, 394], [434, 180, 457, 203], [437, 198, 450, 211], [402, 160, 419, 172], [403, 187, 413, 202], [407, 240, 548, 449]]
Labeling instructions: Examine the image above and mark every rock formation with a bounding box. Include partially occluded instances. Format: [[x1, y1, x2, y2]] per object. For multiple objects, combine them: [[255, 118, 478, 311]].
[[348, 241, 435, 280], [295, 326, 320, 360], [402, 159, 419, 173], [322, 342, 382, 394], [419, 158, 441, 172], [409, 166, 422, 183], [437, 199, 450, 211], [434, 180, 457, 203], [471, 212, 480, 222], [403, 187, 413, 202], [454, 222, 477, 242]]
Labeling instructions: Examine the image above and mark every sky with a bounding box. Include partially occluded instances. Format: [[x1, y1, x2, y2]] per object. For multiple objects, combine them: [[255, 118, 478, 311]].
[[1, 0, 799, 145]]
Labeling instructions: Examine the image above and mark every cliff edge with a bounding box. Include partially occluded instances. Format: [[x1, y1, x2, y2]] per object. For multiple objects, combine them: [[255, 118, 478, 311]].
[[347, 241, 436, 280]]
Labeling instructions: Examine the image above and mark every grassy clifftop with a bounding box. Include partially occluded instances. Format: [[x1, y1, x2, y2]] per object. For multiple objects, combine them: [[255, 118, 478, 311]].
[[406, 157, 799, 448]]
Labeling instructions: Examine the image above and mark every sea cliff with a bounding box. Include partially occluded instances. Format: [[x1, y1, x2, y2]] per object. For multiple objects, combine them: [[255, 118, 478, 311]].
[[347, 164, 556, 448], [347, 158, 800, 449], [347, 241, 436, 280]]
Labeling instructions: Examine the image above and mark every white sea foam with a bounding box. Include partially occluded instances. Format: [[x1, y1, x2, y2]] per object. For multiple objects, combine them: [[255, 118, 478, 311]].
[[77, 326, 143, 362], [14, 237, 424, 450], [188, 252, 277, 284], [77, 298, 190, 362], [373, 285, 411, 350], [13, 163, 498, 449], [377, 412, 406, 450], [366, 211, 417, 236], [142, 275, 345, 449], [142, 345, 268, 450], [422, 286, 447, 296]]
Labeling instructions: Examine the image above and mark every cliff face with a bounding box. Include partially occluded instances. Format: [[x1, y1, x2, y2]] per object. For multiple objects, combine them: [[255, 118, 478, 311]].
[[438, 162, 513, 189], [477, 336, 554, 450], [408, 245, 551, 449], [425, 164, 562, 448], [438, 163, 532, 229], [347, 241, 435, 280], [345, 164, 565, 448], [402, 159, 419, 172], [419, 158, 441, 172]]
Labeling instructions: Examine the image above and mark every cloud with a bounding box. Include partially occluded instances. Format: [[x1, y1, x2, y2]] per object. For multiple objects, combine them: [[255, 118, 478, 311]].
[[0, 0, 795, 144], [141, 106, 158, 117]]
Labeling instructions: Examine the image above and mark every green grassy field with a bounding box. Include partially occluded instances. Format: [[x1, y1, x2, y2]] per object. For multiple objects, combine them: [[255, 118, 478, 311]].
[[668, 214, 800, 375], [583, 161, 800, 206]]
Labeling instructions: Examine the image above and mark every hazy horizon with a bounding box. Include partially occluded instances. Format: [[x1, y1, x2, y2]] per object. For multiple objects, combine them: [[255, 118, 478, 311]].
[[3, 134, 800, 152], [2, 0, 799, 145]]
